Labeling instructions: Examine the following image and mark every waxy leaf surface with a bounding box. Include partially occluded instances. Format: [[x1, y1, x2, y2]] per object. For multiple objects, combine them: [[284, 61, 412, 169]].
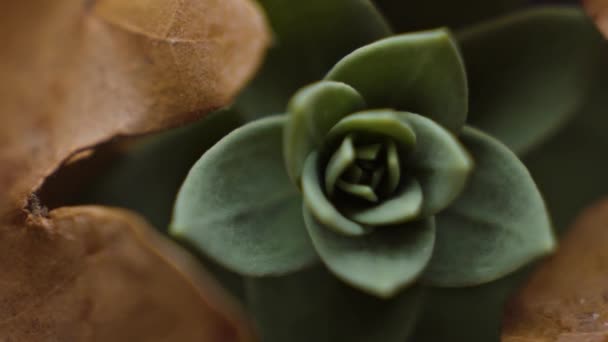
[[284, 81, 366, 185], [326, 29, 468, 134], [172, 116, 317, 277], [422, 127, 554, 287], [458, 7, 602, 154], [304, 205, 435, 298], [238, 0, 391, 117], [398, 112, 472, 217]]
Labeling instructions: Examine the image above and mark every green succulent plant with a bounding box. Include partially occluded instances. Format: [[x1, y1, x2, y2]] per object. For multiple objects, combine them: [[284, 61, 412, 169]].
[[79, 1, 607, 341], [172, 28, 557, 301]]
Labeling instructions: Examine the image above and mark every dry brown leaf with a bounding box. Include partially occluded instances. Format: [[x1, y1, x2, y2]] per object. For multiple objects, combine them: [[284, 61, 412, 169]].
[[584, 0, 608, 38], [502, 199, 608, 342], [0, 0, 269, 340]]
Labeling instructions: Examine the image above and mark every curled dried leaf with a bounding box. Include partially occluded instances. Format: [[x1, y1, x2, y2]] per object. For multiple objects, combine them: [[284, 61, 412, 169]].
[[0, 207, 255, 341], [0, 0, 269, 340]]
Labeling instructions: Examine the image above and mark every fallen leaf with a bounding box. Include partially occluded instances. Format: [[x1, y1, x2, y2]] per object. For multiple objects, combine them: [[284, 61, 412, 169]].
[[584, 0, 608, 38], [0, 0, 269, 340], [0, 207, 253, 341], [502, 199, 608, 342]]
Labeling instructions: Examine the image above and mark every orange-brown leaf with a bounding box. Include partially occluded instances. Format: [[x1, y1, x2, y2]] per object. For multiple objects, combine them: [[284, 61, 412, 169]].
[[584, 0, 608, 38], [0, 0, 269, 340], [0, 207, 254, 341], [502, 199, 608, 341]]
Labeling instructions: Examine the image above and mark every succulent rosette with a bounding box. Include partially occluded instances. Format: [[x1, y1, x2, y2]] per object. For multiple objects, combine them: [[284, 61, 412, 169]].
[[171, 28, 556, 298]]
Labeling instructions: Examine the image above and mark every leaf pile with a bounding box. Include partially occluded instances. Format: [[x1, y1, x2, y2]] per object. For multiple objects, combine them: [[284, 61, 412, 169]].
[[0, 0, 268, 340]]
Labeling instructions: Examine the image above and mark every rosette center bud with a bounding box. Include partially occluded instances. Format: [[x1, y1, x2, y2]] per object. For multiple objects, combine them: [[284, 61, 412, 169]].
[[302, 110, 426, 232], [324, 134, 402, 204]]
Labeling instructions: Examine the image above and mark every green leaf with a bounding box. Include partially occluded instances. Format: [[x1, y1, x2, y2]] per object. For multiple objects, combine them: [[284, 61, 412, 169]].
[[356, 143, 382, 160], [304, 205, 435, 298], [326, 29, 468, 133], [347, 178, 423, 226], [336, 180, 379, 202], [325, 134, 356, 196], [170, 116, 317, 277], [458, 7, 603, 154], [422, 126, 555, 287], [524, 50, 608, 234], [302, 152, 370, 236], [284, 81, 366, 185], [384, 139, 401, 195], [374, 0, 527, 32], [245, 265, 423, 342], [236, 0, 391, 118], [323, 110, 416, 155], [398, 112, 472, 216], [412, 268, 530, 341]]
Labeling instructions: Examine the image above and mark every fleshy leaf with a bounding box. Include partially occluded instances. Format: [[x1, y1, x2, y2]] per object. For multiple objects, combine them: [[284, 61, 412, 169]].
[[302, 152, 370, 236], [384, 139, 401, 195], [356, 143, 383, 160], [304, 206, 435, 298], [245, 265, 423, 342], [284, 81, 366, 185], [458, 7, 603, 154], [348, 178, 423, 226], [237, 0, 391, 117], [523, 52, 608, 233], [324, 110, 416, 154], [326, 29, 468, 133], [422, 126, 555, 287], [171, 116, 318, 277], [398, 112, 472, 216], [325, 134, 356, 196], [336, 180, 379, 202]]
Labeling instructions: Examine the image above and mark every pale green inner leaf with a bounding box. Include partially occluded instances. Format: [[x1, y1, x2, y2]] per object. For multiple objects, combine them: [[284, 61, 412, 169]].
[[302, 152, 371, 236], [383, 140, 401, 195], [356, 143, 383, 160], [284, 81, 366, 186], [325, 134, 356, 196], [336, 179, 379, 202], [348, 178, 423, 226], [324, 110, 416, 154], [397, 112, 473, 216]]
